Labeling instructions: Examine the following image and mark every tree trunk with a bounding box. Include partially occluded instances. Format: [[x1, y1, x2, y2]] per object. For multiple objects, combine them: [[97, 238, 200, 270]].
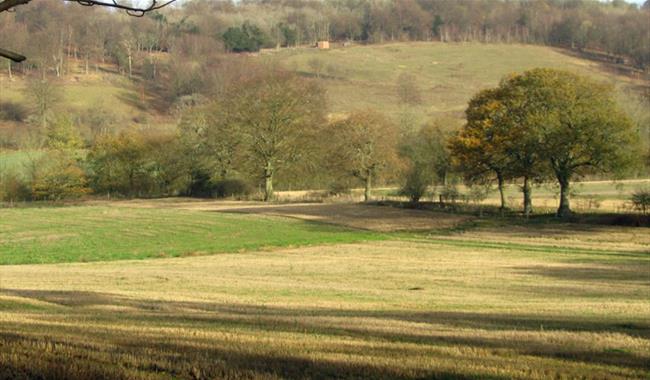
[[128, 53, 133, 78], [364, 171, 372, 202], [497, 171, 506, 212], [523, 176, 533, 218], [557, 175, 571, 218], [264, 162, 273, 202], [129, 170, 135, 198]]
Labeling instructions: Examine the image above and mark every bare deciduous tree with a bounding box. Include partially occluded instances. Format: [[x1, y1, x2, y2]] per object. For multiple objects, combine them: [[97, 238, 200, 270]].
[[225, 69, 327, 201], [328, 109, 401, 202]]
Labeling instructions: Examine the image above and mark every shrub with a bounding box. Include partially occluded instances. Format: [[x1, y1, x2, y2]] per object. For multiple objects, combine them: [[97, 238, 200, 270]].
[[45, 114, 84, 151], [0, 101, 28, 122], [222, 22, 269, 52], [87, 131, 189, 198], [631, 188, 650, 214], [400, 165, 431, 204], [213, 179, 250, 198], [0, 171, 31, 202], [31, 154, 89, 201], [327, 181, 351, 196], [185, 168, 214, 198]]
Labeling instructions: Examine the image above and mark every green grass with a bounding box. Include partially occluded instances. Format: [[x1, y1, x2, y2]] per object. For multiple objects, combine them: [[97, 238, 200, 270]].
[[0, 206, 384, 265], [0, 203, 648, 379]]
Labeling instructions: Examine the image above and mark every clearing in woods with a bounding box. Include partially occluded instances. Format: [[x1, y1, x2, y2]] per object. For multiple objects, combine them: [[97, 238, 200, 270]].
[[0, 200, 649, 379]]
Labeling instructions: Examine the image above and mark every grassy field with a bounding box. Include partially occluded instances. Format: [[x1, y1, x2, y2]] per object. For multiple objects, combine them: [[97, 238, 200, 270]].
[[0, 205, 383, 265], [268, 42, 647, 126], [0, 201, 649, 379], [0, 71, 151, 119]]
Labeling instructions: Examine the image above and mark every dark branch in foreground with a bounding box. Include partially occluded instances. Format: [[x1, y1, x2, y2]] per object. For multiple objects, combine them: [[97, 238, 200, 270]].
[[0, 0, 31, 61], [0, 0, 31, 13], [64, 0, 178, 17], [0, 47, 26, 62]]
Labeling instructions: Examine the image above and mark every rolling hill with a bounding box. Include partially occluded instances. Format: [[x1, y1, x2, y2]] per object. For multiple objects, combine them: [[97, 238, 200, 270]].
[[267, 42, 648, 127], [1, 42, 648, 173]]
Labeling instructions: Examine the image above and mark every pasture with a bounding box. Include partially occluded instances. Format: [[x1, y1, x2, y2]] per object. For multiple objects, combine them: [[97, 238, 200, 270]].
[[1, 200, 649, 379], [269, 42, 647, 125]]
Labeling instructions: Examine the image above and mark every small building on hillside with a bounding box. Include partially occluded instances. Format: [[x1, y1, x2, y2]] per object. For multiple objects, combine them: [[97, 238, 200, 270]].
[[317, 40, 330, 50]]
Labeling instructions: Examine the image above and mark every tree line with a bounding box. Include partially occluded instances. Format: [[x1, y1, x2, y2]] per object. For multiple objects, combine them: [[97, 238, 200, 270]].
[[1, 0, 649, 80], [1, 63, 644, 217]]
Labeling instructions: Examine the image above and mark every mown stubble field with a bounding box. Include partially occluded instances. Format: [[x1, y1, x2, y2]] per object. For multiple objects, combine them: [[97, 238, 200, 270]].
[[0, 200, 649, 379]]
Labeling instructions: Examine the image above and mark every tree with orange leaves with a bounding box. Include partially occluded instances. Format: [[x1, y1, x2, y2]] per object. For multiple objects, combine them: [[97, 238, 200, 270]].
[[449, 87, 512, 211]]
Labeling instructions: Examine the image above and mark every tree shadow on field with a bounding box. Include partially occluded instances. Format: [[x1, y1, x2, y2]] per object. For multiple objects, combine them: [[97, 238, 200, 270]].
[[514, 264, 650, 285], [215, 203, 470, 232], [455, 216, 650, 239], [0, 330, 506, 380], [2, 288, 650, 380]]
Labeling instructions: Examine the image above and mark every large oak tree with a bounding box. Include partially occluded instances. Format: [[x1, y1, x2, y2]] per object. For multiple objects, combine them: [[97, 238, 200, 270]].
[[509, 68, 639, 217], [225, 69, 327, 201]]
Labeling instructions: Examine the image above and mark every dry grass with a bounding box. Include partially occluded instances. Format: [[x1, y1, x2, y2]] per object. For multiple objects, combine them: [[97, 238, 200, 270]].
[[424, 222, 650, 253], [0, 201, 649, 379], [269, 42, 648, 126]]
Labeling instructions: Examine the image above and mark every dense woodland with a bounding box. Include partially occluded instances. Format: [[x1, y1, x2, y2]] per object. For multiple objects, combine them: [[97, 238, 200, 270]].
[[0, 0, 649, 217], [1, 0, 649, 75]]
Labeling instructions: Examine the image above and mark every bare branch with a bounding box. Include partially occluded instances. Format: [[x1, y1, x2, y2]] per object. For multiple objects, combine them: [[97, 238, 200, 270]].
[[0, 0, 31, 13], [0, 47, 26, 62], [65, 0, 178, 17]]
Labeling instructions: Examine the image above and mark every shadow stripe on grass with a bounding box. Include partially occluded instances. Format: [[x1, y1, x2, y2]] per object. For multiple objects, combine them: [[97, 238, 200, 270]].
[[402, 236, 650, 259]]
